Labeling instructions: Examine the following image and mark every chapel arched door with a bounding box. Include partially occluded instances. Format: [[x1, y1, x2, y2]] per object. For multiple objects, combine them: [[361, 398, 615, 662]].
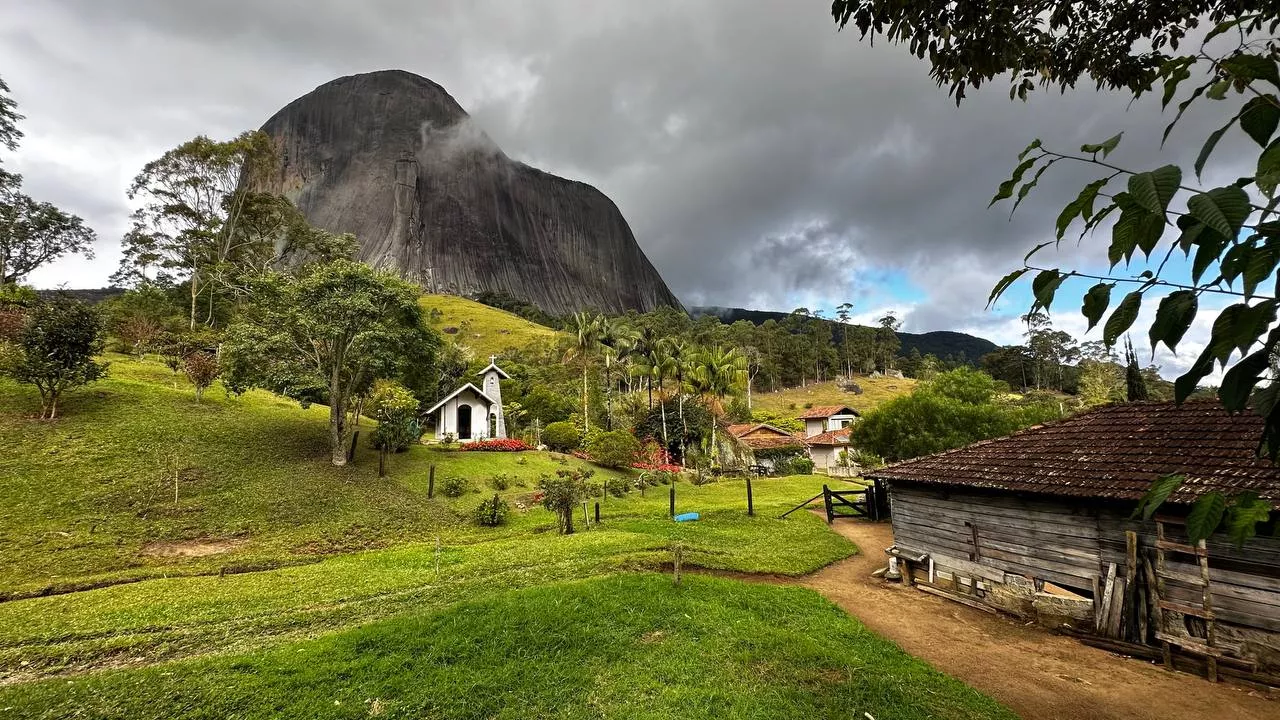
[[457, 404, 472, 440]]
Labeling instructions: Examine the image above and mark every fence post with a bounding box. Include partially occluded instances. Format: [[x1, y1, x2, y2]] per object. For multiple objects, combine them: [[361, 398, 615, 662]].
[[595, 502, 601, 524], [669, 485, 676, 518], [428, 465, 436, 498], [746, 475, 754, 516], [823, 484, 833, 524]]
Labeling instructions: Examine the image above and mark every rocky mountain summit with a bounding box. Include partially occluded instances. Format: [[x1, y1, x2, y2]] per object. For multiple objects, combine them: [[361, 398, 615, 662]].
[[256, 70, 681, 316]]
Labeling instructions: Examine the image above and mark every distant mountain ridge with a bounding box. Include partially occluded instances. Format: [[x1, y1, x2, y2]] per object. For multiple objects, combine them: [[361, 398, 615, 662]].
[[690, 306, 999, 364]]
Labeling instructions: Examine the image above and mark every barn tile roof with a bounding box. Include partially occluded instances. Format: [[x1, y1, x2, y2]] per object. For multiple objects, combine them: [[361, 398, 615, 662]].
[[867, 401, 1280, 508], [726, 423, 806, 450], [807, 429, 852, 446], [797, 405, 859, 419]]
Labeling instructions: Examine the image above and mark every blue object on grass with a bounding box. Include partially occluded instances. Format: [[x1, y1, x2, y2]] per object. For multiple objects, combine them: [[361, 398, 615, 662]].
[[674, 512, 700, 522]]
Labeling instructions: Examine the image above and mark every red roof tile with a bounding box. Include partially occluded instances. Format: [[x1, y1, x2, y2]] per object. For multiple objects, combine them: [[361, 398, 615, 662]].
[[867, 401, 1280, 508], [797, 405, 859, 419], [807, 429, 852, 446]]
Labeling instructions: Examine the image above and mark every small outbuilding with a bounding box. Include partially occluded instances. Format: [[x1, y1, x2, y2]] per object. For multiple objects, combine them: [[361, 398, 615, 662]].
[[726, 423, 807, 472], [866, 401, 1280, 682], [796, 405, 860, 438]]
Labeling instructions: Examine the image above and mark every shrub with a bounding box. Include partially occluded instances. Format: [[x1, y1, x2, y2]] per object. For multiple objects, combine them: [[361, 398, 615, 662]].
[[542, 421, 581, 452], [651, 470, 678, 485], [604, 476, 630, 498], [489, 473, 512, 491], [439, 475, 472, 498], [539, 468, 593, 534], [182, 352, 220, 402], [460, 438, 531, 452], [785, 457, 815, 475], [9, 295, 108, 418], [472, 495, 510, 527], [586, 430, 641, 469]]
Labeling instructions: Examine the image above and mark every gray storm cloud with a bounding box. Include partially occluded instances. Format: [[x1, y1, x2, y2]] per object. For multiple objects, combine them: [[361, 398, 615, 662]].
[[0, 0, 1257, 345]]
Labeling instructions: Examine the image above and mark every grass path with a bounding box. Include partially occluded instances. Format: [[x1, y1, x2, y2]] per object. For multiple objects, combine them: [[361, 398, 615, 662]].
[[1, 574, 1017, 720]]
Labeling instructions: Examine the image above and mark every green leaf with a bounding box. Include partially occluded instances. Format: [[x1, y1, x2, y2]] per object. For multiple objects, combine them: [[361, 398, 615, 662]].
[[1163, 83, 1210, 145], [1017, 138, 1042, 161], [1204, 17, 1256, 44], [1243, 237, 1280, 296], [1186, 493, 1227, 544], [1174, 346, 1216, 402], [1010, 161, 1053, 215], [1081, 283, 1113, 333], [1127, 165, 1182, 215], [1081, 132, 1122, 158], [1240, 95, 1280, 147], [1221, 53, 1280, 88], [1132, 473, 1186, 520], [1208, 301, 1278, 363], [1195, 119, 1236, 179], [1219, 342, 1273, 411], [1103, 291, 1142, 347], [1187, 186, 1252, 238], [1206, 79, 1231, 100], [1030, 269, 1065, 313], [1191, 228, 1229, 284], [987, 268, 1028, 307], [1225, 493, 1274, 547], [990, 157, 1037, 206], [1258, 139, 1280, 196], [1148, 290, 1198, 354], [1160, 58, 1194, 108], [1110, 193, 1166, 264]]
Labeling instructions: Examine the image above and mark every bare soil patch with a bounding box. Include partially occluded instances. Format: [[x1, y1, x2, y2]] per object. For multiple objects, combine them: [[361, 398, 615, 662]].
[[798, 517, 1277, 720], [140, 538, 246, 558]]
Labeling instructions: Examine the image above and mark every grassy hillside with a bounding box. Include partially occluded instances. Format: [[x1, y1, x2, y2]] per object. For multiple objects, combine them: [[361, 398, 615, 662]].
[[752, 375, 917, 417], [0, 354, 624, 597], [421, 293, 561, 359], [4, 574, 1015, 720]]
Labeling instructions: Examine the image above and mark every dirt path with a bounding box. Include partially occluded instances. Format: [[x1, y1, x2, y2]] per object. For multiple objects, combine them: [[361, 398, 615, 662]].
[[795, 518, 1277, 720]]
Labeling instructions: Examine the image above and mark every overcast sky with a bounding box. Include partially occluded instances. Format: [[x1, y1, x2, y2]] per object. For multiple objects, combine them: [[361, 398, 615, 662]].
[[0, 1, 1259, 379]]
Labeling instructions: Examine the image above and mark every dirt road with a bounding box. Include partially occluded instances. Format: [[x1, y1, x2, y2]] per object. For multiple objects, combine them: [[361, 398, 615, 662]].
[[795, 518, 1277, 720]]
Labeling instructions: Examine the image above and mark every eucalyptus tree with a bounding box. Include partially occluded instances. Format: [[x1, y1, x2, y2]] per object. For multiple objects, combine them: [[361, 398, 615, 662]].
[[116, 132, 278, 329]]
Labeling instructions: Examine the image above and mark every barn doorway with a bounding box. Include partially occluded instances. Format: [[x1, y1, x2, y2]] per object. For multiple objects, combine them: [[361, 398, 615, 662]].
[[457, 404, 472, 440]]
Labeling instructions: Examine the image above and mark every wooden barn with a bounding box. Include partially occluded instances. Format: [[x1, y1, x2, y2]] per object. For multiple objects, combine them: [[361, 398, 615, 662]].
[[865, 401, 1280, 684]]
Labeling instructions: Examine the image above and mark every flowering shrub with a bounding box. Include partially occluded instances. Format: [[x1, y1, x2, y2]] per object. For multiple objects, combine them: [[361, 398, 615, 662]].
[[632, 462, 683, 473], [460, 438, 531, 452]]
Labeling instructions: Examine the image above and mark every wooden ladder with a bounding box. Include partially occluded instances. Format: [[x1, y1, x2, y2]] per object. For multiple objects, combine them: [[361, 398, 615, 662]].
[[1152, 519, 1219, 682]]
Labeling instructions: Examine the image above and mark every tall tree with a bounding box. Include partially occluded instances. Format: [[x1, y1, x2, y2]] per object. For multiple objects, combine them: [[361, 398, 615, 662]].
[[875, 313, 901, 371], [0, 77, 96, 283], [117, 132, 278, 329], [0, 190, 97, 284], [565, 311, 603, 432], [220, 260, 436, 466], [1124, 337, 1150, 402], [686, 346, 747, 459]]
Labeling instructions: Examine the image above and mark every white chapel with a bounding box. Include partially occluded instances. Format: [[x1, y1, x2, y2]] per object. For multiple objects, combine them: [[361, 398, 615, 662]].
[[425, 357, 510, 441]]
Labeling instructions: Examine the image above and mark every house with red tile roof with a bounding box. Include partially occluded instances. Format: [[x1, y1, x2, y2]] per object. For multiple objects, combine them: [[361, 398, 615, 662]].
[[795, 405, 859, 470], [725, 423, 807, 471], [864, 401, 1280, 680]]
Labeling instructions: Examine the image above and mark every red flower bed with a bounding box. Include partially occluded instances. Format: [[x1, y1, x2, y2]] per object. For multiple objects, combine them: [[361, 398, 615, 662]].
[[460, 438, 532, 452], [632, 462, 683, 473]]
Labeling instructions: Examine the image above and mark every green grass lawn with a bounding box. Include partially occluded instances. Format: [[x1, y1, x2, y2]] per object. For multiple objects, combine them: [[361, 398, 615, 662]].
[[1, 574, 1016, 720], [0, 355, 629, 597], [421, 293, 561, 359], [0, 351, 1011, 718]]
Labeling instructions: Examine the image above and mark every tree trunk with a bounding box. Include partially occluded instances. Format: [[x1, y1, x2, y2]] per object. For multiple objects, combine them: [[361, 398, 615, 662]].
[[189, 275, 199, 331], [581, 363, 590, 433], [330, 370, 348, 466], [678, 392, 687, 467]]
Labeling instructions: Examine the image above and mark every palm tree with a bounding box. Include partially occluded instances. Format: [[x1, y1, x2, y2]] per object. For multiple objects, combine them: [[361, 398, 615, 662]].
[[687, 346, 747, 464], [666, 338, 690, 465], [599, 318, 639, 431], [565, 311, 602, 432]]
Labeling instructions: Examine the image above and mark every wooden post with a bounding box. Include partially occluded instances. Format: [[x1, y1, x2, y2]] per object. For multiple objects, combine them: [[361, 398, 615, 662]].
[[594, 502, 600, 524], [428, 465, 436, 498], [493, 494, 501, 526], [378, 450, 386, 478], [746, 476, 754, 516], [822, 485, 833, 524], [347, 431, 359, 462], [673, 543, 683, 584], [669, 485, 676, 518], [434, 536, 441, 575]]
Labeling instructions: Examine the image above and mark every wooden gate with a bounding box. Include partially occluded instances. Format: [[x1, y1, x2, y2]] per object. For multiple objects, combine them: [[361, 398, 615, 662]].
[[823, 483, 885, 522]]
